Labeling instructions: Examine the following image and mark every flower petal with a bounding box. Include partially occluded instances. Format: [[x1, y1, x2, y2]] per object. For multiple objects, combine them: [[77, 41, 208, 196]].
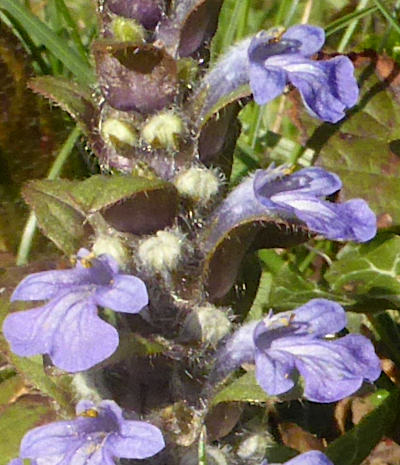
[[11, 268, 91, 302], [285, 451, 334, 465], [334, 334, 381, 382], [278, 336, 379, 402], [286, 56, 358, 123], [283, 25, 325, 56], [94, 275, 148, 313], [108, 421, 165, 459], [248, 31, 301, 62], [318, 56, 359, 108], [50, 297, 119, 372], [85, 447, 116, 465], [290, 298, 347, 336], [255, 348, 296, 395], [212, 321, 258, 382], [255, 299, 346, 350], [249, 63, 286, 105], [267, 192, 376, 242], [254, 167, 342, 207], [21, 421, 85, 458], [3, 301, 57, 357]]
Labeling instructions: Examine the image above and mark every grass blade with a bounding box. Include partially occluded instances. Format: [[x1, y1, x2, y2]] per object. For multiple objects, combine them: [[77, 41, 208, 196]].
[[0, 0, 95, 85]]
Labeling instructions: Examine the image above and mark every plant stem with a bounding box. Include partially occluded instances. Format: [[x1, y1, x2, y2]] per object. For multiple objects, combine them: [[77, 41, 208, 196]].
[[16, 126, 81, 265]]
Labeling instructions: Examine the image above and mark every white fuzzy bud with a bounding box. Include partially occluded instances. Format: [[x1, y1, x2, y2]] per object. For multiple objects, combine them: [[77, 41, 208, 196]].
[[141, 112, 184, 150], [92, 235, 130, 268], [175, 167, 220, 204], [138, 230, 184, 272], [237, 433, 271, 461], [180, 305, 232, 346], [180, 446, 228, 465], [71, 372, 110, 403], [101, 118, 137, 147]]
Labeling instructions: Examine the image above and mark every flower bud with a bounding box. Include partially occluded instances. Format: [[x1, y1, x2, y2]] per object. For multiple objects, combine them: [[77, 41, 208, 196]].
[[138, 229, 185, 272], [141, 112, 184, 150], [92, 234, 130, 268], [180, 305, 232, 346], [237, 433, 274, 461], [106, 0, 162, 29], [101, 117, 137, 148], [174, 166, 220, 204], [111, 17, 145, 42]]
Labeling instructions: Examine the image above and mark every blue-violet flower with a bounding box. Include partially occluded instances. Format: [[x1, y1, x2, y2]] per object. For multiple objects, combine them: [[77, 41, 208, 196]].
[[254, 166, 377, 242], [262, 450, 334, 465], [203, 24, 358, 123], [3, 249, 148, 372], [214, 298, 381, 403], [8, 399, 165, 465]]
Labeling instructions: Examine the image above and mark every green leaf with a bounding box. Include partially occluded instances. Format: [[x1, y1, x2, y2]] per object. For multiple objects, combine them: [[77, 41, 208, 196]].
[[23, 175, 178, 253], [0, 0, 95, 86], [0, 373, 25, 407], [0, 397, 56, 464], [325, 235, 400, 308], [326, 388, 400, 465], [72, 175, 178, 235], [202, 210, 310, 301], [10, 354, 74, 415], [211, 371, 270, 406], [22, 178, 88, 255], [267, 262, 349, 310], [29, 76, 96, 134], [72, 175, 171, 212]]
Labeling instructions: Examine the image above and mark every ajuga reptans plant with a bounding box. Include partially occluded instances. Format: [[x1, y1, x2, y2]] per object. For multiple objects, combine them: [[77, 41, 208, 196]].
[[3, 2, 384, 465]]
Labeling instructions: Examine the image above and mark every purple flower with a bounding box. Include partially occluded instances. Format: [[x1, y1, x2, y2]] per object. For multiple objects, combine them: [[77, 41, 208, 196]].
[[254, 166, 376, 242], [202, 25, 358, 123], [9, 399, 164, 465], [3, 249, 148, 372], [214, 299, 381, 403], [262, 451, 334, 465], [248, 25, 359, 123]]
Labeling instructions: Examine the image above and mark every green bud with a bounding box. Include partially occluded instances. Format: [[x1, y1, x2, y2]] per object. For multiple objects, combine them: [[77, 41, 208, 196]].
[[141, 112, 184, 150], [111, 17, 145, 42], [101, 117, 138, 148]]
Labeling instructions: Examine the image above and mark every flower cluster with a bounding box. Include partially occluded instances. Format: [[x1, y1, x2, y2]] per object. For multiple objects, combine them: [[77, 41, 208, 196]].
[[204, 25, 358, 123], [2, 13, 383, 464], [214, 299, 381, 402], [8, 400, 165, 465], [3, 249, 148, 372]]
